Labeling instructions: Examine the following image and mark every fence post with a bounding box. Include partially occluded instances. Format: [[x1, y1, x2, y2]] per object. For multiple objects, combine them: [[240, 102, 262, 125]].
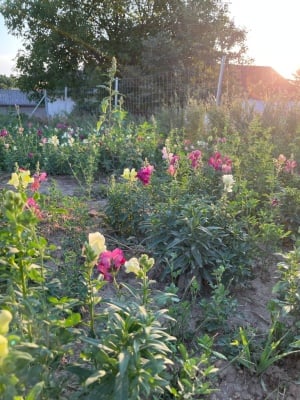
[[114, 77, 119, 108], [216, 56, 226, 106]]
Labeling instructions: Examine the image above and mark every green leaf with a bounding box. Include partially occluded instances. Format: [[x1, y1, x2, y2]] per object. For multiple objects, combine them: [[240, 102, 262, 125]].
[[85, 370, 106, 386], [25, 381, 44, 400], [119, 350, 130, 377]]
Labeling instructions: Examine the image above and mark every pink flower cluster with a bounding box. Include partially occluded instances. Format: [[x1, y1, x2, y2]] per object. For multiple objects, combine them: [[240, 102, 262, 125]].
[[208, 152, 232, 173], [276, 154, 297, 174], [188, 150, 202, 169], [96, 248, 126, 281], [136, 165, 154, 185], [0, 129, 8, 137], [30, 172, 47, 192], [162, 146, 180, 176], [25, 197, 43, 219]]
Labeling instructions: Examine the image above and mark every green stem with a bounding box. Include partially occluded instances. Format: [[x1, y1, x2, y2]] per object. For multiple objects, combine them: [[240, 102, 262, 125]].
[[88, 272, 96, 338]]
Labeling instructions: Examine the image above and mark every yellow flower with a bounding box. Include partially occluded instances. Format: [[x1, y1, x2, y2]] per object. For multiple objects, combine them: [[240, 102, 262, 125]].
[[8, 172, 19, 188], [124, 257, 140, 275], [0, 335, 8, 358], [88, 232, 106, 262], [0, 310, 12, 335], [50, 135, 59, 147], [122, 168, 137, 182], [8, 170, 34, 189]]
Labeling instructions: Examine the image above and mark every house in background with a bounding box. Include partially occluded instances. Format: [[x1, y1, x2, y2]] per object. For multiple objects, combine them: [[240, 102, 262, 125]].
[[0, 88, 46, 118], [0, 88, 75, 119], [223, 65, 299, 112]]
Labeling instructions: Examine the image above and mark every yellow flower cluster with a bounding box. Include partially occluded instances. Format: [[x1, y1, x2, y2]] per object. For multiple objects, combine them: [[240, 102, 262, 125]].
[[0, 310, 12, 365], [122, 168, 137, 182], [8, 169, 34, 190]]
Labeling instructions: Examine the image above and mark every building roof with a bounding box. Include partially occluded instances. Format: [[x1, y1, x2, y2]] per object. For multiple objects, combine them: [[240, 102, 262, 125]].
[[224, 65, 298, 101], [0, 89, 37, 106]]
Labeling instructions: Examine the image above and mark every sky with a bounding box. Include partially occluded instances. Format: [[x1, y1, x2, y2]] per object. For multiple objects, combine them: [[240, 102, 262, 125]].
[[0, 1, 300, 79]]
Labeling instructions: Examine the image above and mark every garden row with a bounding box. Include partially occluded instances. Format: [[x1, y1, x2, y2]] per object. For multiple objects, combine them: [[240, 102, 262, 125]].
[[0, 99, 300, 398]]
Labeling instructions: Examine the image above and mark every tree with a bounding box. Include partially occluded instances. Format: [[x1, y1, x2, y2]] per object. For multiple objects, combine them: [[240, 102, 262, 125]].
[[0, 74, 17, 88], [0, 0, 248, 96]]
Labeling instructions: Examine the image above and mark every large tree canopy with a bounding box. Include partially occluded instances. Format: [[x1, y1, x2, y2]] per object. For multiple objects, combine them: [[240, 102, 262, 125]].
[[0, 0, 248, 94]]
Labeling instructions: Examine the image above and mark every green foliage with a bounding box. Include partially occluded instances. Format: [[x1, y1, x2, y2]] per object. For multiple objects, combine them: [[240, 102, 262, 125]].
[[232, 316, 300, 375], [276, 186, 300, 236], [0, 170, 82, 398], [105, 174, 155, 238], [144, 195, 252, 288], [0, 74, 17, 89], [168, 335, 224, 399], [272, 240, 300, 318], [2, 0, 247, 95], [199, 266, 238, 333], [71, 255, 177, 400]]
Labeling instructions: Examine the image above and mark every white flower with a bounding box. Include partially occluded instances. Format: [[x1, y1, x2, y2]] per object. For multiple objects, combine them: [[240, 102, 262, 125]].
[[87, 232, 106, 263], [222, 174, 235, 193], [124, 258, 140, 275]]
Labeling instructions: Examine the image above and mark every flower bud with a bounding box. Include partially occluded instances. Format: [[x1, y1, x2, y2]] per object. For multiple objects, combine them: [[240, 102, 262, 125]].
[[0, 310, 12, 335]]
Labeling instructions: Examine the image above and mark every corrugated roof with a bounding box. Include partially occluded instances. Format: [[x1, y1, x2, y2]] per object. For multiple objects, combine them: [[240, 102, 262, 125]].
[[0, 89, 37, 106], [225, 65, 298, 101]]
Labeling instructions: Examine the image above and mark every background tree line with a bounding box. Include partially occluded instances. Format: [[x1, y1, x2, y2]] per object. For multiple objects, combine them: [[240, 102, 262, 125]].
[[1, 0, 248, 105]]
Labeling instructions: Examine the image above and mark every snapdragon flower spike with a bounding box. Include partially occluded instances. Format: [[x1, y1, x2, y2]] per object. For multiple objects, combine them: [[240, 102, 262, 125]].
[[96, 248, 126, 281], [188, 150, 202, 169], [137, 165, 154, 185], [208, 152, 232, 173], [25, 197, 43, 219], [30, 172, 47, 192]]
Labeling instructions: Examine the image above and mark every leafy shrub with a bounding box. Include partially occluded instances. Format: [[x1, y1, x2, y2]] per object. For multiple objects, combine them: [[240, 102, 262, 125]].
[[143, 195, 252, 289]]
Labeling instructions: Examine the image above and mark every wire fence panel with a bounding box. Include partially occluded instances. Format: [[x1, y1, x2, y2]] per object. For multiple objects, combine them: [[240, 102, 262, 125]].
[[59, 69, 218, 116]]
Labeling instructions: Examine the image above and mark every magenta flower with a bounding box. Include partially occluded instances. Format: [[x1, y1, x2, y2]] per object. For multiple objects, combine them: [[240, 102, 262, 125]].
[[137, 165, 154, 185], [188, 150, 202, 169], [97, 248, 126, 281], [0, 129, 8, 137], [170, 154, 180, 166], [208, 152, 232, 173], [208, 152, 223, 170]]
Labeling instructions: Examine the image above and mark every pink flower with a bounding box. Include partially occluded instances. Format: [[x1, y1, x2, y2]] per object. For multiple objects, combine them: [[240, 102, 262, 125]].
[[137, 165, 154, 185], [221, 156, 232, 173], [208, 152, 232, 173], [97, 248, 126, 281], [168, 164, 177, 176], [188, 150, 202, 169], [162, 146, 171, 160], [25, 197, 42, 219], [169, 154, 180, 166], [284, 159, 297, 174], [30, 172, 47, 192], [208, 152, 222, 170]]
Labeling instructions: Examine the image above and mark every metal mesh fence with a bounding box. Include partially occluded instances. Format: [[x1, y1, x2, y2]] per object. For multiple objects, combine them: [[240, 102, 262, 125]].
[[65, 69, 218, 116]]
